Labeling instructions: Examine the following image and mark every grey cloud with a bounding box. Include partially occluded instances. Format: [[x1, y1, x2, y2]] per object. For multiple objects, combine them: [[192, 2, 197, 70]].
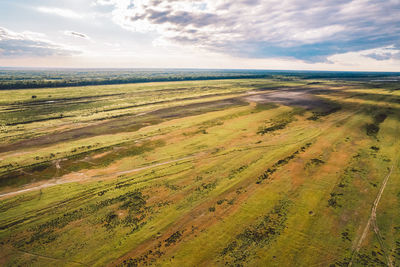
[[109, 0, 400, 61], [365, 51, 400, 61], [64, 31, 90, 39], [365, 53, 393, 61], [146, 10, 171, 23], [138, 9, 219, 28]]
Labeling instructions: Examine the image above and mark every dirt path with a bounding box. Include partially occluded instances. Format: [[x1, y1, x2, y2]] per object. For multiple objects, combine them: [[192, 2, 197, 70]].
[[115, 156, 194, 176], [348, 164, 395, 267], [0, 174, 87, 199], [7, 246, 87, 266], [0, 156, 195, 199]]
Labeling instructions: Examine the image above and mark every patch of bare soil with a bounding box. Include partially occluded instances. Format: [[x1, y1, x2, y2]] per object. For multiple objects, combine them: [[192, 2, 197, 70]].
[[0, 98, 245, 154], [244, 89, 328, 110]]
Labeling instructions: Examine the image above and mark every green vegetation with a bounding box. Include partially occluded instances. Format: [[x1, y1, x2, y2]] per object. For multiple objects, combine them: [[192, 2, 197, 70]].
[[366, 112, 388, 137], [0, 74, 399, 266], [257, 108, 303, 135], [221, 199, 291, 265], [256, 143, 312, 184], [0, 69, 272, 89]]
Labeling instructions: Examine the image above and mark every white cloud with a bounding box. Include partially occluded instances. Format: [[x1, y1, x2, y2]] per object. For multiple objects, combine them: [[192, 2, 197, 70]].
[[328, 46, 400, 70], [92, 0, 116, 6], [361, 46, 400, 61], [291, 25, 346, 44], [36, 7, 83, 19], [0, 27, 80, 57], [96, 0, 400, 61]]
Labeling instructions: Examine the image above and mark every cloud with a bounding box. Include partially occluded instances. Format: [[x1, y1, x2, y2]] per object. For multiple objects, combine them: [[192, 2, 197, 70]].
[[36, 6, 83, 19], [362, 46, 400, 61], [92, 0, 116, 6], [0, 27, 80, 57], [64, 31, 90, 40], [327, 45, 400, 71], [98, 0, 400, 62]]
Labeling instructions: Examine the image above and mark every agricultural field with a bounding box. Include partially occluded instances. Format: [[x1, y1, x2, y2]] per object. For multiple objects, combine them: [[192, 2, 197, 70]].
[[0, 75, 399, 266]]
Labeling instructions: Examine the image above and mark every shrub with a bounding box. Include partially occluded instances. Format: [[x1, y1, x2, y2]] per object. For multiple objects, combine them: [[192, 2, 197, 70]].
[[366, 123, 379, 136]]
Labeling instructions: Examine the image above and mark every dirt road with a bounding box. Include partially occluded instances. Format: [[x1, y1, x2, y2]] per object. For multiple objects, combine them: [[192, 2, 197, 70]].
[[348, 164, 395, 267], [0, 156, 194, 199]]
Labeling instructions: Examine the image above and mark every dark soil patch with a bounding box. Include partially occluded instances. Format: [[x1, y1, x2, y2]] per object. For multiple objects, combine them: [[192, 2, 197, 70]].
[[0, 98, 246, 153]]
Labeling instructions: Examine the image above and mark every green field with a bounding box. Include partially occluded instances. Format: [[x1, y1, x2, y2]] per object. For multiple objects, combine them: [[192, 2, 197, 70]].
[[0, 77, 399, 266]]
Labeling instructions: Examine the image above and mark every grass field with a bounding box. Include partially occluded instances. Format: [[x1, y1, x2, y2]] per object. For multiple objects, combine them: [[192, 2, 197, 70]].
[[0, 77, 399, 266]]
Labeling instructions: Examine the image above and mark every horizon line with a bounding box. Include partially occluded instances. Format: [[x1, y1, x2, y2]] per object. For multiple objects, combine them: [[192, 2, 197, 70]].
[[1, 66, 400, 74]]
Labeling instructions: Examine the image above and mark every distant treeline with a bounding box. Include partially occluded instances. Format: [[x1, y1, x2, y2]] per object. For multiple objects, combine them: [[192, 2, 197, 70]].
[[0, 74, 268, 90], [0, 69, 399, 90]]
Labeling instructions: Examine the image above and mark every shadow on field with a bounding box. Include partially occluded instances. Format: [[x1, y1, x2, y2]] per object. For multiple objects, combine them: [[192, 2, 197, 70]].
[[1, 85, 399, 191], [0, 98, 246, 154]]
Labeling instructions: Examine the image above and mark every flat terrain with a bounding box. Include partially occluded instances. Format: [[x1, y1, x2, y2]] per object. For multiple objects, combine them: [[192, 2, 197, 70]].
[[0, 77, 399, 266]]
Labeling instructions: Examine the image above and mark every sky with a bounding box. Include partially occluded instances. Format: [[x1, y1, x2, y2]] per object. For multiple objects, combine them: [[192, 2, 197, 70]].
[[0, 0, 399, 71]]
